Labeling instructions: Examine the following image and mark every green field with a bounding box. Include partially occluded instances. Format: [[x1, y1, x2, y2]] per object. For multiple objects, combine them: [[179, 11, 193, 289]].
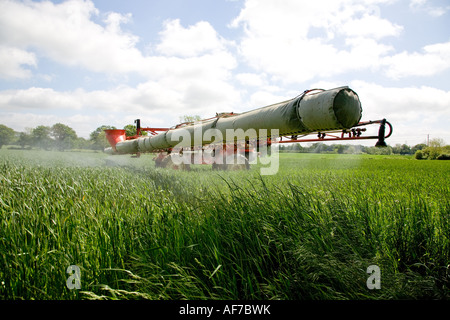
[[0, 149, 448, 300]]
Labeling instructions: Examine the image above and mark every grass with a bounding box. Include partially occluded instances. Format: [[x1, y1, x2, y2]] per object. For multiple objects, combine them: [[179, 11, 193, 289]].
[[0, 148, 448, 300]]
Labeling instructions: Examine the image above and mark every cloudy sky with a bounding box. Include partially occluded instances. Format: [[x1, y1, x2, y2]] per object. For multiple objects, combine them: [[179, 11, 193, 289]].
[[0, 0, 449, 146]]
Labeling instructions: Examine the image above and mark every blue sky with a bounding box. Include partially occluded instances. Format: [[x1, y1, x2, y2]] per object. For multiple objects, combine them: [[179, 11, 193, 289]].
[[0, 0, 449, 146]]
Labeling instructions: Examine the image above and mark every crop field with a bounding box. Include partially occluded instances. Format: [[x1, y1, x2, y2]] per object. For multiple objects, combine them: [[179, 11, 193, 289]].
[[0, 148, 449, 300]]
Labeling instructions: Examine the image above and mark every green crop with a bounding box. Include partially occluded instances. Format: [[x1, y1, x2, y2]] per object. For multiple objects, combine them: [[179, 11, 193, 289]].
[[0, 149, 448, 300]]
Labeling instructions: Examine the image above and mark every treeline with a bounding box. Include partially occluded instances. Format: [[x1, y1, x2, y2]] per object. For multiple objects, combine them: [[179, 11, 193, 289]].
[[0, 123, 140, 151], [279, 138, 450, 159], [280, 142, 422, 155]]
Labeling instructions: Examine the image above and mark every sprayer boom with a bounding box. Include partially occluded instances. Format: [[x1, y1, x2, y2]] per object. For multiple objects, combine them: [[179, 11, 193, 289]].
[[104, 86, 392, 169]]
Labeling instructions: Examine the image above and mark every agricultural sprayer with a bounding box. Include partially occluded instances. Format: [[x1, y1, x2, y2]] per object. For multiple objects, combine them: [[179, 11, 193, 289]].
[[104, 86, 393, 170]]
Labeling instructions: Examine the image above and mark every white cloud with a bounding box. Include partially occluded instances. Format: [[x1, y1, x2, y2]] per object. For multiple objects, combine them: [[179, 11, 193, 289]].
[[0, 85, 155, 137], [409, 0, 450, 17], [0, 1, 238, 81], [231, 0, 403, 84], [0, 76, 242, 137], [0, 112, 60, 130], [247, 90, 292, 110], [0, 46, 37, 79], [341, 14, 403, 39], [350, 80, 450, 144], [382, 42, 450, 79], [0, 87, 83, 110], [156, 19, 230, 58], [235, 73, 267, 87], [0, 0, 145, 74], [352, 80, 450, 118]]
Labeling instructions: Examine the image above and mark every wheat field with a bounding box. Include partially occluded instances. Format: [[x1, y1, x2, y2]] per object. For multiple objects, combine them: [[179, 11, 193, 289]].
[[0, 149, 448, 300]]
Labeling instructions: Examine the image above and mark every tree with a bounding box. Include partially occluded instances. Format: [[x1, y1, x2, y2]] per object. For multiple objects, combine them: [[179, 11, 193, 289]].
[[0, 124, 15, 149], [400, 144, 411, 155], [429, 138, 444, 148], [179, 115, 201, 123], [392, 144, 401, 154], [17, 131, 32, 149], [414, 138, 449, 160], [32, 125, 52, 150], [411, 143, 427, 154], [425, 138, 445, 159], [335, 144, 345, 154], [51, 123, 77, 151], [310, 143, 325, 153], [74, 137, 91, 150], [124, 124, 137, 137], [415, 150, 424, 160], [124, 124, 148, 137], [292, 143, 302, 153]]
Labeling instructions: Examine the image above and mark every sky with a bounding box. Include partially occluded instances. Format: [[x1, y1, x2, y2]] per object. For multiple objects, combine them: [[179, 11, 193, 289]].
[[0, 0, 449, 146]]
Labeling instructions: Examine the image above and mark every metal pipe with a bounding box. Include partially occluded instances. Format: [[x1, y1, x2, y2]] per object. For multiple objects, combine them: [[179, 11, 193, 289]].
[[110, 86, 362, 154]]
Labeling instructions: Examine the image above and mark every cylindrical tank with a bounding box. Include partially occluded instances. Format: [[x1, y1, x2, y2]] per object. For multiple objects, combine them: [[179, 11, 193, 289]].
[[110, 86, 362, 154]]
